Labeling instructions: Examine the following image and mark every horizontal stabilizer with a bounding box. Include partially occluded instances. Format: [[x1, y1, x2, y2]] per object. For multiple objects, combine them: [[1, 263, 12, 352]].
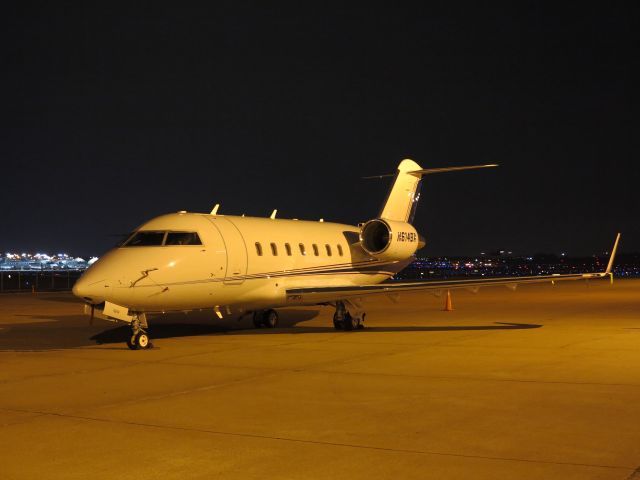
[[408, 164, 498, 176], [364, 163, 498, 179]]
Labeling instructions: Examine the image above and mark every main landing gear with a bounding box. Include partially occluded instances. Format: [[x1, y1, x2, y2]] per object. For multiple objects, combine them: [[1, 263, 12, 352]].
[[333, 301, 365, 331], [127, 314, 152, 350], [252, 309, 279, 328]]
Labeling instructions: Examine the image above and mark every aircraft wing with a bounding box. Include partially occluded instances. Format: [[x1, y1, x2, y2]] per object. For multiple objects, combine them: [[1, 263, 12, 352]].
[[286, 234, 620, 305]]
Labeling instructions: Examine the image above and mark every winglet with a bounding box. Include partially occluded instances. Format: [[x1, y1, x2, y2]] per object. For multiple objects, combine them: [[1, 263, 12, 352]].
[[363, 163, 498, 179], [605, 233, 621, 274]]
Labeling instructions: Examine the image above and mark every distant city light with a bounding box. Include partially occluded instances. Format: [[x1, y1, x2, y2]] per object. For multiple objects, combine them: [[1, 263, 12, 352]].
[[0, 251, 98, 271]]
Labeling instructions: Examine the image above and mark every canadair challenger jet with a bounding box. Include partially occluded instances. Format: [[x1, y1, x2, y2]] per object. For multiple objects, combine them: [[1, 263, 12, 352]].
[[73, 159, 620, 349]]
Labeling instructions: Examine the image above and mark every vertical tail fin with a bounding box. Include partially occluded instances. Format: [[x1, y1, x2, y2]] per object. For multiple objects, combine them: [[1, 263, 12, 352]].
[[374, 159, 498, 223], [378, 159, 424, 223]]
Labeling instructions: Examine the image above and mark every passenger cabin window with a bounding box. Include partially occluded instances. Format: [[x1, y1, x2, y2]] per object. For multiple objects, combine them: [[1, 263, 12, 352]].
[[285, 243, 292, 256], [123, 231, 165, 247], [299, 243, 306, 256], [337, 244, 344, 256], [270, 243, 278, 256], [312, 244, 319, 256], [165, 232, 202, 245], [325, 244, 332, 256], [255, 242, 263, 256]]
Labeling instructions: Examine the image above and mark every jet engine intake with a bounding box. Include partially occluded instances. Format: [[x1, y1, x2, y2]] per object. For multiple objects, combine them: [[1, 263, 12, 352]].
[[359, 218, 424, 261]]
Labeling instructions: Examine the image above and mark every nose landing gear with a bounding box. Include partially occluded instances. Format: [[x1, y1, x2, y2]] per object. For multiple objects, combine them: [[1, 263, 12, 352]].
[[127, 314, 152, 350]]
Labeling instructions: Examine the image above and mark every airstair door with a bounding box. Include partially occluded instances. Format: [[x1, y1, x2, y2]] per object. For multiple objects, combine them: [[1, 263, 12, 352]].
[[208, 217, 248, 285]]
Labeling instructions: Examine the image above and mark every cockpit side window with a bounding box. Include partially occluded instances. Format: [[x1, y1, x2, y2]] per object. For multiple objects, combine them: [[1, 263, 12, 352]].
[[165, 232, 202, 245], [116, 232, 136, 247], [123, 231, 166, 247]]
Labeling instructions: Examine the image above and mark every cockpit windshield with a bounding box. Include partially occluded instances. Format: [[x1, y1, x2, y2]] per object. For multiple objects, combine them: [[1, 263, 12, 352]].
[[165, 232, 202, 245], [123, 231, 166, 247], [121, 231, 202, 247]]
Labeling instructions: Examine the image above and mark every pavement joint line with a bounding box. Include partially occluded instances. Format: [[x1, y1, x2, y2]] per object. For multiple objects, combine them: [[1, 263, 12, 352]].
[[0, 348, 264, 386], [52, 359, 640, 418], [77, 349, 409, 412], [2, 407, 634, 472], [0, 360, 154, 386], [3, 350, 424, 415], [0, 409, 49, 428], [154, 344, 419, 375], [558, 334, 617, 349], [67, 368, 288, 412], [305, 368, 640, 388], [0, 362, 253, 387], [154, 356, 640, 389]]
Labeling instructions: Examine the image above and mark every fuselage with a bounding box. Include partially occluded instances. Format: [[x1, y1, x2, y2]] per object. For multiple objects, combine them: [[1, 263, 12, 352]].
[[73, 212, 410, 314]]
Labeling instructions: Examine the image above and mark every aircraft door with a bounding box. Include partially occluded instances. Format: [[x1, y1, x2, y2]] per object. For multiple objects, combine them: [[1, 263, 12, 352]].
[[207, 217, 248, 284]]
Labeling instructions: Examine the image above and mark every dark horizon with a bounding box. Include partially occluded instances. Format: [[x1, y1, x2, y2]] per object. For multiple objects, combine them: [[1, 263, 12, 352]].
[[1, 5, 635, 257]]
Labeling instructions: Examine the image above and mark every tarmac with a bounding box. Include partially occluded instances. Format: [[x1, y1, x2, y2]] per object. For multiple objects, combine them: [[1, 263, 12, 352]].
[[1, 279, 639, 479]]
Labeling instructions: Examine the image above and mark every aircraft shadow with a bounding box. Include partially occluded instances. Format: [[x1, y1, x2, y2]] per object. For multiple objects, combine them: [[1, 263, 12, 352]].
[[285, 322, 542, 334], [0, 307, 541, 351], [91, 321, 541, 345]]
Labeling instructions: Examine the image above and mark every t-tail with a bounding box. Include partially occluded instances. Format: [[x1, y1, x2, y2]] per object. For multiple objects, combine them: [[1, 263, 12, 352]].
[[368, 159, 498, 223]]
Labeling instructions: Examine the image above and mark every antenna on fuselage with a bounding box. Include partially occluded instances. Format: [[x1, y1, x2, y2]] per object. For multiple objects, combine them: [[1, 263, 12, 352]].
[[270, 209, 278, 219], [210, 204, 220, 215]]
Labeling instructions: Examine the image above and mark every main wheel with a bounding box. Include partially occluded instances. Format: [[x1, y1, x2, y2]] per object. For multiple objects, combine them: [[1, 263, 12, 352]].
[[252, 312, 263, 328], [263, 309, 278, 328], [332, 312, 344, 330], [342, 312, 354, 331]]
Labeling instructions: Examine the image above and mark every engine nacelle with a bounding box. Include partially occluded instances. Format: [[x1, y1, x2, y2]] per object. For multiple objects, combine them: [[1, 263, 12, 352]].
[[359, 218, 424, 261]]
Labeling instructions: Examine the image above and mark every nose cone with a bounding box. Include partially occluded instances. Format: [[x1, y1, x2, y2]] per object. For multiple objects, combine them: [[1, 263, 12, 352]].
[[72, 274, 104, 304], [73, 261, 110, 304], [72, 275, 91, 301]]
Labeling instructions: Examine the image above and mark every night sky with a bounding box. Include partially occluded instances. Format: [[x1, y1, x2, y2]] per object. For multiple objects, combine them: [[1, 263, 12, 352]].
[[1, 4, 635, 257]]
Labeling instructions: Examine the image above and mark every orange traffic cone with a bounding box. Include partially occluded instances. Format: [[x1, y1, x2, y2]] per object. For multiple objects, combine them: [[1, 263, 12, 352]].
[[443, 290, 454, 311]]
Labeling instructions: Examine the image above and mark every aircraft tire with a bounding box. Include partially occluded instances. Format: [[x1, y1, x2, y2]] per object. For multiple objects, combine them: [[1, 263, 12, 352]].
[[342, 312, 354, 331], [136, 332, 151, 349], [127, 332, 151, 350], [126, 335, 138, 350], [264, 309, 278, 328], [332, 311, 343, 330], [252, 312, 263, 328]]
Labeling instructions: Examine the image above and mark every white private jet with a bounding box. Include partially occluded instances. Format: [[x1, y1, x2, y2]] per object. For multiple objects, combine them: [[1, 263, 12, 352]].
[[73, 159, 620, 349]]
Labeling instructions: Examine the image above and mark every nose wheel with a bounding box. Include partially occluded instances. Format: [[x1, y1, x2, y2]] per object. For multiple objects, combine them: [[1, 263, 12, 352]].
[[127, 316, 152, 350]]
